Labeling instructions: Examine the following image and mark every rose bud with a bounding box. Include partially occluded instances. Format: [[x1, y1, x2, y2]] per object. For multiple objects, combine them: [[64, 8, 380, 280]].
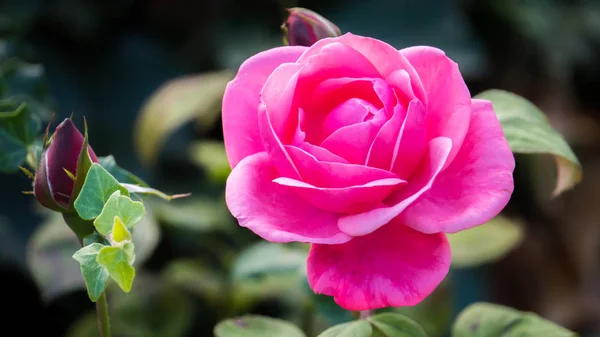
[[34, 118, 98, 212], [282, 7, 341, 46]]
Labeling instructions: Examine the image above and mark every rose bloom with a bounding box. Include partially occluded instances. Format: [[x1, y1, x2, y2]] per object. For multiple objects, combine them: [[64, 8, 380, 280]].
[[222, 33, 514, 310]]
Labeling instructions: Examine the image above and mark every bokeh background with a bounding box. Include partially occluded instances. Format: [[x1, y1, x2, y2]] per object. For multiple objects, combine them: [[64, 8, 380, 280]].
[[1, 0, 600, 336]]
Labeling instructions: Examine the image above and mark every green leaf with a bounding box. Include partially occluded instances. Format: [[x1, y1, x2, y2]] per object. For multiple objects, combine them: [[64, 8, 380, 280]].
[[93, 190, 145, 235], [0, 100, 40, 172], [214, 316, 306, 337], [369, 313, 428, 337], [72, 243, 109, 302], [27, 210, 158, 302], [121, 183, 191, 201], [231, 242, 308, 281], [74, 163, 130, 220], [98, 155, 148, 186], [475, 89, 582, 196], [447, 216, 525, 268], [452, 302, 577, 337], [188, 140, 231, 184], [317, 320, 373, 337], [133, 71, 234, 165], [70, 118, 94, 209], [97, 244, 136, 293]]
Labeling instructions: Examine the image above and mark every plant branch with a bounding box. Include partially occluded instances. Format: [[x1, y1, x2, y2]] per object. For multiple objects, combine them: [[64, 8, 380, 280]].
[[96, 291, 112, 337]]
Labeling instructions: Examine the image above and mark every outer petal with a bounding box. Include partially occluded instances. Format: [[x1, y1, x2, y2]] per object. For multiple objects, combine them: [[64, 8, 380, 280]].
[[225, 152, 351, 244], [222, 46, 306, 168], [398, 99, 515, 233], [307, 218, 451, 310], [273, 177, 405, 214], [338, 137, 452, 236], [400, 46, 471, 167]]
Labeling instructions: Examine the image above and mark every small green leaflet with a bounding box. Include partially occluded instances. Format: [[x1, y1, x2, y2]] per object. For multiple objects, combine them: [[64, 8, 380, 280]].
[[112, 216, 132, 243], [93, 190, 145, 235], [74, 163, 130, 220], [97, 242, 136, 293], [72, 243, 109, 302]]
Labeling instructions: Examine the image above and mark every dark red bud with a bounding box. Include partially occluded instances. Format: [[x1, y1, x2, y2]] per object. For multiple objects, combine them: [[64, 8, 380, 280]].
[[33, 119, 98, 211], [282, 7, 341, 47]]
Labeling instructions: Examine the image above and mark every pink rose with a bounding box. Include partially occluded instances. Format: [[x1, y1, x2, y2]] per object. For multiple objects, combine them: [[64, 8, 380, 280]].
[[222, 33, 514, 310]]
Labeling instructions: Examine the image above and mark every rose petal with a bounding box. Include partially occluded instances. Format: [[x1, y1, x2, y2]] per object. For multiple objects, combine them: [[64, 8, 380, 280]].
[[258, 102, 302, 180], [385, 69, 415, 106], [293, 42, 381, 103], [297, 34, 426, 101], [307, 218, 451, 310], [321, 98, 377, 138], [261, 62, 304, 144], [400, 46, 471, 167], [295, 142, 348, 163], [398, 99, 515, 233], [337, 34, 426, 101], [338, 137, 452, 236], [49, 120, 98, 205], [285, 145, 401, 188], [366, 102, 409, 170], [273, 176, 405, 214], [306, 77, 384, 115], [225, 152, 351, 244], [302, 78, 394, 143], [391, 100, 427, 179], [223, 46, 306, 168], [320, 108, 387, 164]]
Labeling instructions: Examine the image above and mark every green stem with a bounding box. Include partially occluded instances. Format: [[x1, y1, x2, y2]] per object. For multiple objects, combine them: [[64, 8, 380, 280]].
[[96, 291, 112, 337]]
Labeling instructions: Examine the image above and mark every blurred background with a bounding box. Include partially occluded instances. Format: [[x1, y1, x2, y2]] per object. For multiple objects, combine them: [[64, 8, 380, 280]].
[[1, 0, 599, 336]]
